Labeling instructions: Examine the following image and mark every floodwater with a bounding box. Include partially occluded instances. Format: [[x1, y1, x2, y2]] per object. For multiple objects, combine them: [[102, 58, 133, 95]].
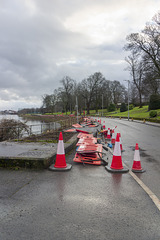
[[0, 114, 59, 136], [0, 114, 41, 124]]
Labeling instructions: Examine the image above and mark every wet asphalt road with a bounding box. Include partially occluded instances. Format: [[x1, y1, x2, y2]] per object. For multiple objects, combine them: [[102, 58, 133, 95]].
[[0, 119, 160, 240], [98, 117, 160, 200]]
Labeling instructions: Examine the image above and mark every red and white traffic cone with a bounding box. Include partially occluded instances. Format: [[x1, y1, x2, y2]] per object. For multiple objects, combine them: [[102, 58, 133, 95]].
[[106, 133, 129, 173], [49, 132, 72, 171], [111, 129, 115, 144], [132, 143, 145, 173], [107, 128, 111, 139]]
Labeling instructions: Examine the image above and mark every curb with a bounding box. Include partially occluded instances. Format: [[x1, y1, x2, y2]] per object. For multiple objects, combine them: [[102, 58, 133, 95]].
[[103, 116, 160, 128], [0, 134, 78, 169], [130, 119, 160, 128]]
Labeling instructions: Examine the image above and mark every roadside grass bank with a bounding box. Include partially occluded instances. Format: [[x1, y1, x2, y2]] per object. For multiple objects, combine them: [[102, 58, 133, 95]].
[[88, 106, 160, 123]]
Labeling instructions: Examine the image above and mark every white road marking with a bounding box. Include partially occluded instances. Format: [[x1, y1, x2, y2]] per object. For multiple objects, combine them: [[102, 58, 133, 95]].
[[108, 146, 160, 211], [128, 168, 160, 211]]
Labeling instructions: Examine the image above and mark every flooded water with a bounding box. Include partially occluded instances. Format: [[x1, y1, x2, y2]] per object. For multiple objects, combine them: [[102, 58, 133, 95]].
[[0, 114, 42, 128], [0, 114, 59, 136], [0, 114, 22, 121]]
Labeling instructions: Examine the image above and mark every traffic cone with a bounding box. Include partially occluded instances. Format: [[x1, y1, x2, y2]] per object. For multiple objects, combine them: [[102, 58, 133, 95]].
[[111, 129, 115, 144], [49, 132, 72, 171], [132, 143, 145, 173], [107, 128, 111, 139], [106, 133, 129, 173]]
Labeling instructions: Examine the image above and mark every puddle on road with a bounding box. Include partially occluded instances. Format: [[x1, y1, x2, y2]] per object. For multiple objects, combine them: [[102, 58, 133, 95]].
[[129, 146, 158, 164]]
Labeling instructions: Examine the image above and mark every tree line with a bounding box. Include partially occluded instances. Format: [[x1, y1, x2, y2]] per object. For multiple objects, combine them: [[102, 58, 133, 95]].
[[42, 73, 127, 114]]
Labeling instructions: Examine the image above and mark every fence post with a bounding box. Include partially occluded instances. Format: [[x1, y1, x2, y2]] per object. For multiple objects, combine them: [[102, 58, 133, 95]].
[[29, 126, 32, 136], [17, 127, 20, 140]]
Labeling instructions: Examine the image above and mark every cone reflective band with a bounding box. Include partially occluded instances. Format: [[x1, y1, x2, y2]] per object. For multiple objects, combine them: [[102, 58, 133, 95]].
[[57, 135, 65, 155], [55, 135, 66, 168], [111, 129, 115, 144], [118, 133, 123, 151], [132, 143, 145, 173], [107, 128, 111, 139]]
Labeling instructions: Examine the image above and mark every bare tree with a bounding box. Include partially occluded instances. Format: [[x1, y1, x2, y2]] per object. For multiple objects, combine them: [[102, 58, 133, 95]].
[[59, 76, 76, 114], [42, 89, 60, 113], [91, 72, 106, 113], [110, 80, 126, 106], [125, 53, 145, 107], [129, 82, 139, 105], [79, 72, 105, 114], [42, 94, 54, 113], [124, 12, 160, 98]]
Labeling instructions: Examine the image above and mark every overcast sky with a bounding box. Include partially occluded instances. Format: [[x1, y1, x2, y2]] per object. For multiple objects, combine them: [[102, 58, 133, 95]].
[[0, 0, 159, 111]]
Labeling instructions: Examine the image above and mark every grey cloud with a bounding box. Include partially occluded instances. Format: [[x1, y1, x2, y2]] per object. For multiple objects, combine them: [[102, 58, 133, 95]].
[[0, 0, 157, 110]]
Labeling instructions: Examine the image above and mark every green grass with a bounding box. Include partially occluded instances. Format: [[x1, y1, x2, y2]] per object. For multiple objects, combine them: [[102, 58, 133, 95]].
[[103, 106, 160, 121], [44, 112, 63, 115]]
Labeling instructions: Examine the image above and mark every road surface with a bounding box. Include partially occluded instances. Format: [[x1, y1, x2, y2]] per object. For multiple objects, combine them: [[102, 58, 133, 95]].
[[97, 117, 160, 200], [0, 118, 160, 240]]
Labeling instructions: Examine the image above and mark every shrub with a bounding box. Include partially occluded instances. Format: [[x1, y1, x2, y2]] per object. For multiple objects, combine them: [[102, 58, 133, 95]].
[[149, 110, 157, 118], [129, 104, 134, 110], [108, 103, 116, 112], [0, 119, 29, 141], [149, 94, 160, 110], [120, 103, 127, 112]]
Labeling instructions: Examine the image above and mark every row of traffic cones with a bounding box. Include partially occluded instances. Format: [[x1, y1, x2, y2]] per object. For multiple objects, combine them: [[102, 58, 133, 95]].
[[97, 119, 145, 173], [106, 133, 145, 173], [49, 126, 145, 173]]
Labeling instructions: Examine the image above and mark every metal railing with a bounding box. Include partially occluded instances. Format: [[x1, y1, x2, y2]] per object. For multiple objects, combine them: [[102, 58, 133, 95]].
[[0, 117, 79, 141]]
